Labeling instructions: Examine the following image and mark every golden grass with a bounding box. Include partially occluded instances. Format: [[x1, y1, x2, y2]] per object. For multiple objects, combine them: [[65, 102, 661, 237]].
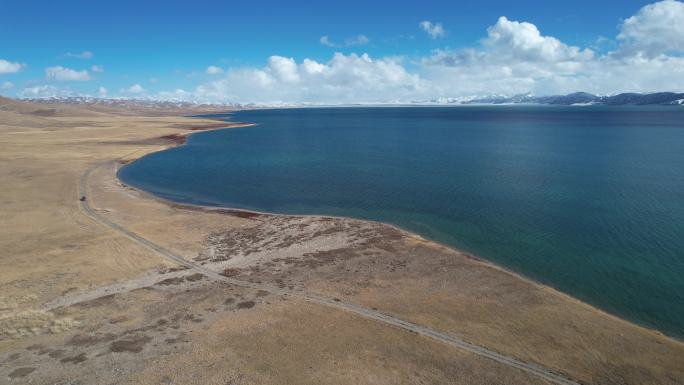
[[0, 98, 682, 384]]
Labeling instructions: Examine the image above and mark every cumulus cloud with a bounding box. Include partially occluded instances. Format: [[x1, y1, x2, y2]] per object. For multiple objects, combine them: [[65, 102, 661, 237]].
[[145, 2, 684, 103], [169, 1, 684, 104], [98, 87, 107, 96], [122, 84, 145, 94], [419, 21, 446, 39], [26, 1, 684, 103], [63, 51, 93, 59], [1, 81, 14, 89], [320, 35, 369, 47], [267, 56, 300, 83], [483, 17, 594, 62], [417, 16, 601, 95], [206, 65, 224, 74], [45, 66, 91, 81], [420, 10, 684, 97], [617, 0, 684, 57], [190, 52, 423, 103], [0, 59, 24, 74], [91, 65, 104, 73]]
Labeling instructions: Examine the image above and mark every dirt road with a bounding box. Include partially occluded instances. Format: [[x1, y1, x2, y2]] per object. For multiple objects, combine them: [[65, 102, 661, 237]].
[[76, 160, 581, 385]]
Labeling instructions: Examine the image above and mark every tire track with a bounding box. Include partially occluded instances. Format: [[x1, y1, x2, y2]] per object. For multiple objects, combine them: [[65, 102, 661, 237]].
[[78, 161, 581, 385]]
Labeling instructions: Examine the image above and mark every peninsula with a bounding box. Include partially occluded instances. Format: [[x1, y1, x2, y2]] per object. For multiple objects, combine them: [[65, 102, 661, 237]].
[[1, 97, 682, 384]]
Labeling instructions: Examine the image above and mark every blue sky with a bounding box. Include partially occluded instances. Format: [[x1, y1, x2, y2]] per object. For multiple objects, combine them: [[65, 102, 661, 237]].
[[1, 0, 683, 103]]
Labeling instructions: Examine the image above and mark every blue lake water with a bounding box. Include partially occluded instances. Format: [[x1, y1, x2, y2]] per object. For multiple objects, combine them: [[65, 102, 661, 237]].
[[119, 106, 684, 338]]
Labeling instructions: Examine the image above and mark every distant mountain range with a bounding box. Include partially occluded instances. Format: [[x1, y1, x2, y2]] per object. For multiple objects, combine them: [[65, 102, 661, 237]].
[[420, 92, 684, 106], [19, 96, 240, 111], [18, 92, 684, 108]]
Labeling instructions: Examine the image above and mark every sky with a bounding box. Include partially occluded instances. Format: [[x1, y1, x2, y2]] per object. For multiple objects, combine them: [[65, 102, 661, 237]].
[[1, 0, 683, 103]]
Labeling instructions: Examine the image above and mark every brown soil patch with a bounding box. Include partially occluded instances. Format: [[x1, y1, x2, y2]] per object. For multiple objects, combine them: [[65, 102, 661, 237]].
[[48, 349, 66, 358], [155, 277, 185, 286], [109, 335, 153, 353], [29, 109, 57, 117], [185, 273, 205, 282], [300, 247, 360, 268], [221, 268, 241, 277], [237, 301, 255, 309], [229, 210, 262, 219], [8, 367, 35, 378], [67, 333, 117, 347], [60, 352, 88, 364], [158, 133, 186, 145]]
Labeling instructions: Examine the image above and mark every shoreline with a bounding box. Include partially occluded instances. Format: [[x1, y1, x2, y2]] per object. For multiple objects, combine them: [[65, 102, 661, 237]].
[[115, 112, 683, 344], [3, 99, 683, 384]]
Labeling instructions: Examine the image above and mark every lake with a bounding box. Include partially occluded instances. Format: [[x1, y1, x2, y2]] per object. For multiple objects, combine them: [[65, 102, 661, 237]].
[[119, 106, 684, 338]]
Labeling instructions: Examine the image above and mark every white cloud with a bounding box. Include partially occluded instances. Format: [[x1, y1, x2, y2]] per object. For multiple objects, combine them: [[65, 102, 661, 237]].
[[420, 11, 684, 97], [167, 3, 684, 104], [64, 51, 93, 59], [156, 88, 193, 101], [267, 56, 300, 83], [1, 81, 14, 89], [19, 85, 59, 98], [45, 66, 91, 81], [617, 0, 684, 57], [18, 85, 80, 98], [346, 35, 369, 46], [319, 34, 370, 47], [0, 59, 24, 74], [419, 21, 446, 39], [483, 16, 594, 62], [190, 52, 423, 103], [301, 58, 325, 74], [25, 1, 684, 103], [206, 65, 224, 74], [98, 87, 107, 97], [320, 36, 335, 47], [91, 65, 104, 73], [121, 84, 145, 94]]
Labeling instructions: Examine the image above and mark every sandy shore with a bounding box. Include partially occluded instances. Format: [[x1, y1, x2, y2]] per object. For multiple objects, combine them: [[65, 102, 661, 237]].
[[1, 97, 683, 384]]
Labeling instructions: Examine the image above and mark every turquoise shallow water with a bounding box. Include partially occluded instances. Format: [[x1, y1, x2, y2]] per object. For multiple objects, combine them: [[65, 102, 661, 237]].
[[119, 106, 684, 338]]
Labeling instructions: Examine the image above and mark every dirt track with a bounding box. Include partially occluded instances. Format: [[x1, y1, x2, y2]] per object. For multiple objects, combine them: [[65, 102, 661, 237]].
[[3, 99, 684, 385], [80, 160, 581, 385]]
